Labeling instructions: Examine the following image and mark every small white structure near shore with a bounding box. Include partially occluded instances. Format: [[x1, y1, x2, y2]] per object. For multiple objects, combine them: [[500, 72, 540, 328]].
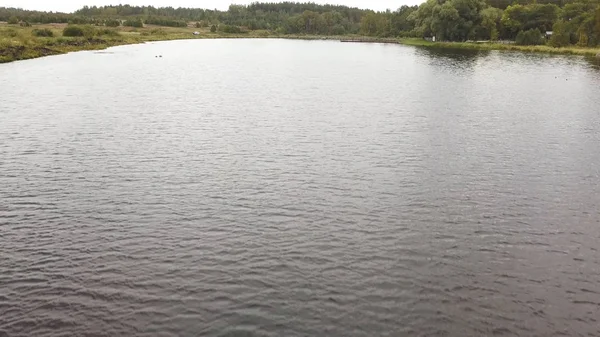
[[193, 31, 200, 35]]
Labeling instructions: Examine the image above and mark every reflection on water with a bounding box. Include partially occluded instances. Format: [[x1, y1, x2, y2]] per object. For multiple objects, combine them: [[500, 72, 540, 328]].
[[585, 55, 600, 69], [1, 39, 600, 337], [416, 45, 490, 60]]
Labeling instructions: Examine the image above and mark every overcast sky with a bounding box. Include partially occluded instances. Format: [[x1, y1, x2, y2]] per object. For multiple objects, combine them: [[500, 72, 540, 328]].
[[3, 0, 421, 13]]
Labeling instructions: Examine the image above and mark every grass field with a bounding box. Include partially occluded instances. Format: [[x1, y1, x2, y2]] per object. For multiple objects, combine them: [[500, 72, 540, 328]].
[[0, 23, 289, 63], [2, 23, 600, 63]]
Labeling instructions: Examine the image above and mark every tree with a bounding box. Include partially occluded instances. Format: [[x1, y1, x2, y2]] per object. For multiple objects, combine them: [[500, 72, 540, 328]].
[[210, 24, 217, 32], [431, 2, 460, 41], [480, 7, 503, 40], [360, 12, 381, 36], [501, 5, 526, 37], [501, 4, 558, 39], [515, 28, 543, 45], [549, 20, 571, 47], [409, 0, 487, 41], [408, 0, 436, 37], [595, 7, 600, 45], [8, 16, 19, 24]]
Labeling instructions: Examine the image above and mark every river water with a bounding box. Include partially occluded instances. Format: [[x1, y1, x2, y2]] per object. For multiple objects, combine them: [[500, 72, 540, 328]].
[[1, 39, 599, 337]]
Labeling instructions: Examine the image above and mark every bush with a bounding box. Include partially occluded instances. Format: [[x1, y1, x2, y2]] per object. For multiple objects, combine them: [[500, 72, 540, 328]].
[[32, 28, 54, 37], [549, 21, 571, 48], [105, 19, 121, 27], [221, 25, 242, 34], [97, 28, 120, 37], [515, 29, 544, 46], [8, 16, 19, 25], [210, 25, 217, 33], [63, 26, 86, 37], [124, 18, 143, 28]]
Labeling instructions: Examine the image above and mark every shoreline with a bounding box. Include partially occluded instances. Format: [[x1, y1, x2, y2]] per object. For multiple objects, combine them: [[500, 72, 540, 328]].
[[398, 38, 600, 57], [2, 27, 600, 64]]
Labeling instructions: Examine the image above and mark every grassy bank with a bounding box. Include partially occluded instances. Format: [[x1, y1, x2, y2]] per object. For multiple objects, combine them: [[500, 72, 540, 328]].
[[2, 23, 600, 64], [398, 38, 600, 57], [0, 23, 270, 63], [0, 23, 372, 63]]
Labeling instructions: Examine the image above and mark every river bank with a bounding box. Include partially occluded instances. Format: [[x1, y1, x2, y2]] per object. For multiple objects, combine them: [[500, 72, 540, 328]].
[[2, 23, 600, 64], [398, 38, 600, 57]]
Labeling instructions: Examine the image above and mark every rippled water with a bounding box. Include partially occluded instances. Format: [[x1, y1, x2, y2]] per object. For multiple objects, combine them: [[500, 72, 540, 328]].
[[1, 39, 600, 337]]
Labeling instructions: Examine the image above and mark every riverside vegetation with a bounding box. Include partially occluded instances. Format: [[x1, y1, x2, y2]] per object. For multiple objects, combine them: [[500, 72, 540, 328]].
[[2, 0, 600, 63]]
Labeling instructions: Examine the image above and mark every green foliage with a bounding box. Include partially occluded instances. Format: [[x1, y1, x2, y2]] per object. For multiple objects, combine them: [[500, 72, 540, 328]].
[[145, 17, 187, 27], [62, 25, 86, 37], [210, 24, 217, 33], [195, 22, 201, 28], [220, 25, 243, 33], [20, 21, 31, 27], [549, 20, 572, 47], [0, 28, 19, 38], [410, 0, 488, 41], [332, 24, 346, 35], [501, 4, 558, 39], [8, 16, 19, 24], [515, 28, 543, 45], [123, 18, 144, 28], [104, 19, 121, 27], [480, 7, 503, 40], [596, 8, 600, 45], [62, 25, 115, 38], [96, 28, 120, 37], [32, 28, 54, 37]]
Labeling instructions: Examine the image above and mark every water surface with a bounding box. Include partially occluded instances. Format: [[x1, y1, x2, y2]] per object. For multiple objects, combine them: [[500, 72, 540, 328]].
[[1, 39, 600, 337]]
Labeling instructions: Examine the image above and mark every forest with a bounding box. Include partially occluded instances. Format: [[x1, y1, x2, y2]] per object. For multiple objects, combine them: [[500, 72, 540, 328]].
[[1, 0, 600, 47]]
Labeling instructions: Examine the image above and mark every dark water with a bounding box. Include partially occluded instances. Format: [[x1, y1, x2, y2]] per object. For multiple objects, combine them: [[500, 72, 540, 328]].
[[1, 39, 600, 337]]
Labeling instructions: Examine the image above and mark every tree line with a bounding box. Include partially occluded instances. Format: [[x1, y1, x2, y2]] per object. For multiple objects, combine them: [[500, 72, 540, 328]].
[[2, 0, 600, 46]]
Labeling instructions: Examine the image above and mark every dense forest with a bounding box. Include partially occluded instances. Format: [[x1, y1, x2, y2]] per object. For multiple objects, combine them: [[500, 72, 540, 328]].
[[1, 0, 600, 46]]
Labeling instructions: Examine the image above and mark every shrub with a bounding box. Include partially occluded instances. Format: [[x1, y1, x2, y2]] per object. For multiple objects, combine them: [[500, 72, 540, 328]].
[[105, 19, 121, 27], [8, 16, 19, 25], [32, 28, 54, 37], [549, 21, 571, 48], [124, 18, 144, 28], [195, 22, 201, 28], [97, 28, 120, 37], [515, 29, 544, 46], [63, 26, 86, 37], [221, 25, 242, 34], [150, 28, 167, 35], [0, 29, 19, 38], [210, 25, 217, 33], [20, 21, 31, 27]]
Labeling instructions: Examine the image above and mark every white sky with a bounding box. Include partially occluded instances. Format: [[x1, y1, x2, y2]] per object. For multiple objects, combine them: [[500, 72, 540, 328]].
[[2, 0, 422, 13]]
